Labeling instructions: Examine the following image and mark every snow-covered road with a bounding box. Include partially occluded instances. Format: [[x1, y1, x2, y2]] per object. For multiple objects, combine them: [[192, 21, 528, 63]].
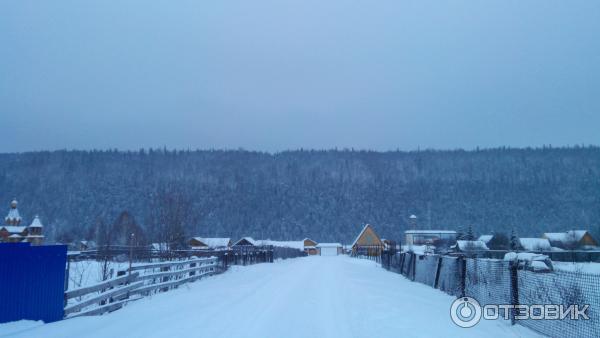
[[1, 256, 542, 338]]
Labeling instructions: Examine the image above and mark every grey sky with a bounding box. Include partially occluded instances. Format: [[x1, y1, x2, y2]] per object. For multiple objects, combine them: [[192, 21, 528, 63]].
[[1, 0, 599, 153]]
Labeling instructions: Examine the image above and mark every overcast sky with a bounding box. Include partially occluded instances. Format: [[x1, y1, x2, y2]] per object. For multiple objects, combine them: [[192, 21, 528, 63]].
[[1, 1, 599, 153]]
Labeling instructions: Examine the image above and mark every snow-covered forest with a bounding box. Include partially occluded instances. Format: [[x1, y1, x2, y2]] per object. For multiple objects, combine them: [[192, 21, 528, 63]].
[[1, 146, 599, 244]]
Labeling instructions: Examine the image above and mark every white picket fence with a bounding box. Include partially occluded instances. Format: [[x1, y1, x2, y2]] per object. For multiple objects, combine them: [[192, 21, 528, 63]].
[[64, 257, 219, 318]]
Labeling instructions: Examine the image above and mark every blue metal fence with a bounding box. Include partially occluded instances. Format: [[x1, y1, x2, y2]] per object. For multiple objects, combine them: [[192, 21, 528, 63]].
[[0, 243, 67, 324]]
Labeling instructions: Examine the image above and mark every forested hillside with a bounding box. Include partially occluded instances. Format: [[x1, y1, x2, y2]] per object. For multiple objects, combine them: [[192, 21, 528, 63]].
[[1, 147, 599, 244]]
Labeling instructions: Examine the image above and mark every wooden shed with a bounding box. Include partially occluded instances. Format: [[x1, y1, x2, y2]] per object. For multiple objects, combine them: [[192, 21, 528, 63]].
[[303, 238, 319, 255], [351, 224, 384, 256]]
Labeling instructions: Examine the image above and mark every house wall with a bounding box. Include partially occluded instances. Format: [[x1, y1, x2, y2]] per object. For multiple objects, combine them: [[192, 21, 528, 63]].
[[305, 248, 318, 255], [355, 227, 383, 246], [580, 233, 598, 247]]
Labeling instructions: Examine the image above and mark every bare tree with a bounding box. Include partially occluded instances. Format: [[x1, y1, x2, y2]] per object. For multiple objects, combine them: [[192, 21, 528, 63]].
[[148, 185, 194, 251], [95, 218, 113, 281]]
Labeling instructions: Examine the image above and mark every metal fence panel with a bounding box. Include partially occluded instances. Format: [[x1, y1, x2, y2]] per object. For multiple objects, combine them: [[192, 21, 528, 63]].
[[414, 254, 438, 287], [438, 256, 461, 296], [0, 243, 67, 324]]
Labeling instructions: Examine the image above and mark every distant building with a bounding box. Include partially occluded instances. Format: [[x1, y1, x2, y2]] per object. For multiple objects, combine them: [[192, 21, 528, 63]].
[[316, 243, 342, 256], [451, 240, 489, 253], [519, 238, 552, 252], [542, 231, 599, 250], [478, 233, 510, 250], [189, 237, 231, 250], [0, 200, 44, 245], [232, 237, 257, 247], [303, 238, 319, 255], [404, 230, 457, 246], [351, 224, 384, 256], [79, 240, 96, 251]]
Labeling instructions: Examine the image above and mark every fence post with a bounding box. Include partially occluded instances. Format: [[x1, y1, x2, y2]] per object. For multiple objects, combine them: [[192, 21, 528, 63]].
[[399, 253, 405, 274], [458, 255, 466, 297], [411, 253, 416, 281], [434, 256, 443, 289], [509, 261, 519, 325]]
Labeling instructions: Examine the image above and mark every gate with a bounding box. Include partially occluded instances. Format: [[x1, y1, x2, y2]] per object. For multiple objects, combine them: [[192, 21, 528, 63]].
[[0, 243, 67, 323]]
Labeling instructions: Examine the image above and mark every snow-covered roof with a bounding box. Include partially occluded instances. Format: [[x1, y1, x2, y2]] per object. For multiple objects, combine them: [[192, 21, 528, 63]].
[[1, 225, 27, 234], [454, 240, 489, 251], [29, 216, 43, 228], [191, 237, 231, 248], [5, 206, 21, 222], [316, 243, 342, 248], [519, 238, 551, 251], [233, 237, 257, 246], [544, 230, 589, 243], [405, 230, 457, 235], [478, 235, 493, 243], [259, 240, 304, 250], [8, 234, 23, 238], [504, 252, 550, 262]]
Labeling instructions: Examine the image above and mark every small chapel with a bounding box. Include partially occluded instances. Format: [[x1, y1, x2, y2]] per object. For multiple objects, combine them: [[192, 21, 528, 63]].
[[0, 199, 45, 245]]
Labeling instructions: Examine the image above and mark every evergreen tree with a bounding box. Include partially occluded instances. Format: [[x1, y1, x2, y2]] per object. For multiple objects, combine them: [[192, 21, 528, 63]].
[[456, 225, 465, 241], [466, 225, 474, 241], [510, 228, 520, 251]]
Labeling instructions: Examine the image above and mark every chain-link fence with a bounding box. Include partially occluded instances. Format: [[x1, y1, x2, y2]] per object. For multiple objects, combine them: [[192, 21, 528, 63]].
[[517, 269, 600, 337], [465, 258, 512, 308], [379, 250, 600, 338]]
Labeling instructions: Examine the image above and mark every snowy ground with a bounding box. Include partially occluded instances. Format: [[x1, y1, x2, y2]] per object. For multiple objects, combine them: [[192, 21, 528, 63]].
[[553, 261, 600, 274], [1, 256, 542, 338]]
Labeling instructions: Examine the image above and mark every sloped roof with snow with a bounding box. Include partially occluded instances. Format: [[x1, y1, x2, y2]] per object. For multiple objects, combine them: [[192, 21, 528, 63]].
[[455, 240, 489, 251], [259, 240, 304, 250], [544, 230, 590, 243], [5, 207, 21, 222], [233, 237, 257, 246], [543, 232, 567, 242], [29, 216, 43, 228], [478, 235, 493, 243], [1, 226, 27, 234], [192, 237, 231, 248], [519, 238, 551, 251]]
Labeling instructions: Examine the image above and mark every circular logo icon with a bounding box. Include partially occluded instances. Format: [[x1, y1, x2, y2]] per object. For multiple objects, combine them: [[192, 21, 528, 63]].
[[450, 297, 482, 328]]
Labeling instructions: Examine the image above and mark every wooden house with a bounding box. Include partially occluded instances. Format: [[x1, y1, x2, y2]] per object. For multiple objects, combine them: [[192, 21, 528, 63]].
[[543, 230, 599, 250], [303, 238, 318, 255], [232, 237, 257, 247], [351, 224, 384, 256]]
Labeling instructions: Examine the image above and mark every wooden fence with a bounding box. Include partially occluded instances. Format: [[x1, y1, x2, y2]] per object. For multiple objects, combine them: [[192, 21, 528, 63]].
[[64, 257, 219, 318], [63, 245, 306, 318]]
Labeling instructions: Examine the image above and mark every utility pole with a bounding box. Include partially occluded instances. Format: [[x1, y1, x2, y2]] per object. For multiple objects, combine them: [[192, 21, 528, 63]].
[[129, 233, 135, 275]]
